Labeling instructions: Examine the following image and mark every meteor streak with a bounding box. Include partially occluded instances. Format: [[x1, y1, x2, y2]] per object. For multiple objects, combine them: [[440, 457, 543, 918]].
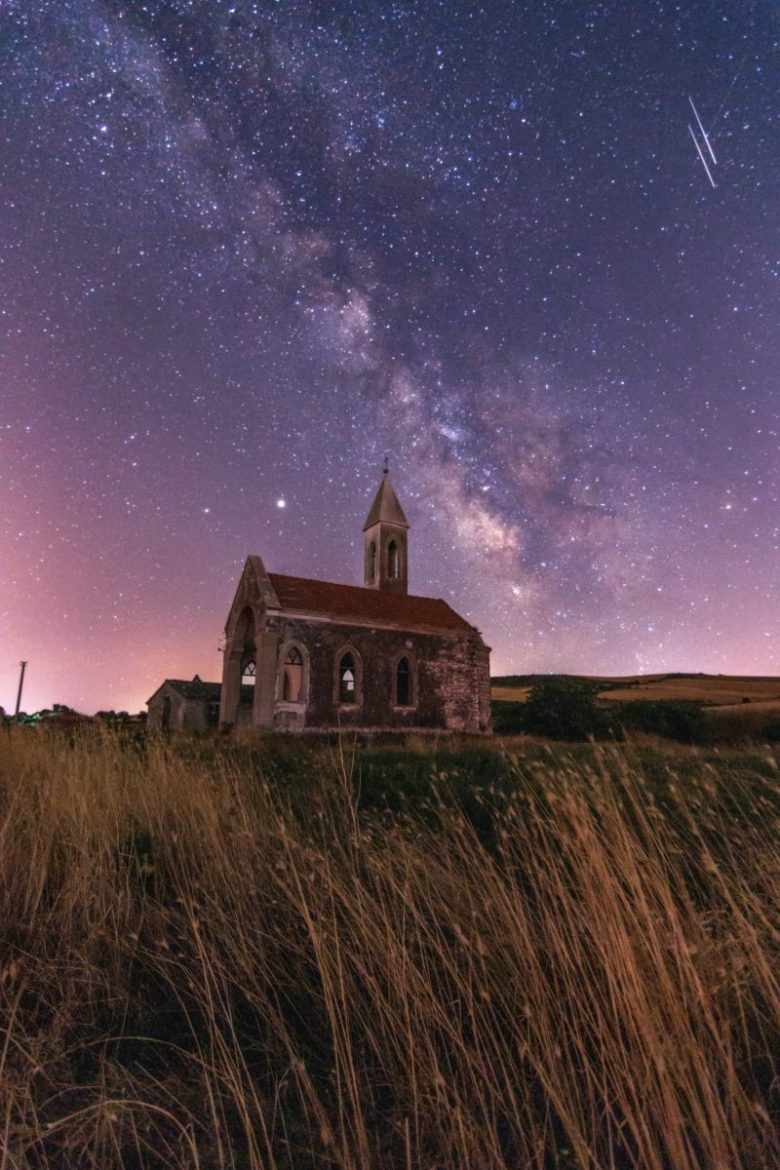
[[687, 124, 720, 188], [688, 122, 716, 188], [688, 97, 717, 164]]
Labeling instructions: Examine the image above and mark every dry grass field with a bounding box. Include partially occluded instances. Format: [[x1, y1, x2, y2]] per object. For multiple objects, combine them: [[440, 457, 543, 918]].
[[1, 728, 779, 1169], [491, 684, 535, 702]]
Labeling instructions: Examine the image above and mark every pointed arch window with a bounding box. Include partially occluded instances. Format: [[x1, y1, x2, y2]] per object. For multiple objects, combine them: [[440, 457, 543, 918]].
[[241, 660, 256, 704], [338, 653, 356, 704], [395, 657, 412, 707], [387, 540, 399, 579], [282, 647, 304, 702]]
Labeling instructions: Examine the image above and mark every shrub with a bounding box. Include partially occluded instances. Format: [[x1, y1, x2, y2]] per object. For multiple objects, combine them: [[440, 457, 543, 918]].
[[618, 699, 707, 744], [763, 719, 780, 743], [523, 676, 609, 740], [490, 700, 527, 734]]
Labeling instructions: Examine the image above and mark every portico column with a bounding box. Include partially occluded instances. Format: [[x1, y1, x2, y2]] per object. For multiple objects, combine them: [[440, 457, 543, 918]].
[[220, 651, 242, 726], [253, 630, 279, 728]]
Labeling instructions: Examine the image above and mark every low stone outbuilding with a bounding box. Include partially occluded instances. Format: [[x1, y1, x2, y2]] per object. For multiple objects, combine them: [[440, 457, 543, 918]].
[[218, 471, 491, 734], [147, 675, 221, 732]]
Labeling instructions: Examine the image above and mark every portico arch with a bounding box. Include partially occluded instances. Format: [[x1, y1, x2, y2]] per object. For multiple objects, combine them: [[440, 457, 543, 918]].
[[220, 604, 258, 726]]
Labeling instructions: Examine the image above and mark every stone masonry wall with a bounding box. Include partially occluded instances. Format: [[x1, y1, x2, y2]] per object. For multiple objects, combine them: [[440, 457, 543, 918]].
[[147, 687, 211, 732], [266, 615, 491, 733]]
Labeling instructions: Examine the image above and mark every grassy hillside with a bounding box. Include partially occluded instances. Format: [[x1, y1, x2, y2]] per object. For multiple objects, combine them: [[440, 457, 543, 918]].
[[492, 671, 780, 708], [492, 673, 780, 743], [1, 728, 778, 1168]]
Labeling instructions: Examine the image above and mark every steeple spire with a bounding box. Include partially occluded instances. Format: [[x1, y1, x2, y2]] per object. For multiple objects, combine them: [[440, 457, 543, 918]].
[[363, 467, 409, 593], [363, 467, 409, 532]]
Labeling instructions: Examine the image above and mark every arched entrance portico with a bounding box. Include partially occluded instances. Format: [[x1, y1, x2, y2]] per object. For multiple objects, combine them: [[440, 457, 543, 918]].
[[219, 597, 280, 729], [220, 605, 257, 727]]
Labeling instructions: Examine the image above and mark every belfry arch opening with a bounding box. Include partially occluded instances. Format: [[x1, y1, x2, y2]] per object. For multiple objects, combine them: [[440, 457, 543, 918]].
[[366, 541, 377, 583]]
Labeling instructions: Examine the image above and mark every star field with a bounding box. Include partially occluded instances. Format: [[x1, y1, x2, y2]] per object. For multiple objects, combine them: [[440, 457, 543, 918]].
[[1, 1, 778, 714]]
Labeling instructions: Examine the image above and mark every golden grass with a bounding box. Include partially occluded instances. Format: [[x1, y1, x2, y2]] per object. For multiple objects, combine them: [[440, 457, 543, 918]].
[[0, 728, 778, 1168], [491, 685, 532, 702], [604, 679, 780, 706]]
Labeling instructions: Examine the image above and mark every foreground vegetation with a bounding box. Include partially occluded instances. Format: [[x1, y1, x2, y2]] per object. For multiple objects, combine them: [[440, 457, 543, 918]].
[[1, 729, 779, 1169]]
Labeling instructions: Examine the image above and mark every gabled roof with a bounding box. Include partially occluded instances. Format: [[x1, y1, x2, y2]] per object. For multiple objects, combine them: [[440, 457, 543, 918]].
[[363, 471, 409, 531], [147, 676, 222, 704], [268, 573, 474, 633]]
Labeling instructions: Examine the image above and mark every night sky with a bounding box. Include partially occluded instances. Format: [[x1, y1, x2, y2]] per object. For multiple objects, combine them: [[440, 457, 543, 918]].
[[1, 1, 778, 715]]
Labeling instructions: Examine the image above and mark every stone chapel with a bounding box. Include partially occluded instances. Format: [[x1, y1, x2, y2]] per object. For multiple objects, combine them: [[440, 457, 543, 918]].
[[217, 470, 492, 734]]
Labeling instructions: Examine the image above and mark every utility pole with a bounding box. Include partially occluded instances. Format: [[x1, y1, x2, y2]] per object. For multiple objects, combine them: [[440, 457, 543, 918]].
[[14, 660, 27, 716]]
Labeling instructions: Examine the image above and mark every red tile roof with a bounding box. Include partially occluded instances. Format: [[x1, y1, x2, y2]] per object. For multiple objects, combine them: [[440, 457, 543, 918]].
[[268, 574, 474, 633]]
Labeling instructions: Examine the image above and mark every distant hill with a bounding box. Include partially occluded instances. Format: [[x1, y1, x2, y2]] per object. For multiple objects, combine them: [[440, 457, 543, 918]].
[[492, 673, 780, 712]]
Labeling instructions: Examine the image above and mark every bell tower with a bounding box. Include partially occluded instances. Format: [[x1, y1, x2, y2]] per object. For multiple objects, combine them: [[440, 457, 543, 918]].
[[363, 465, 409, 594]]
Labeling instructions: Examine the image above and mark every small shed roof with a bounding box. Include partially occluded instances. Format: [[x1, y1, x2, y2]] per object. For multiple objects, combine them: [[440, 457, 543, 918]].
[[147, 675, 221, 704]]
